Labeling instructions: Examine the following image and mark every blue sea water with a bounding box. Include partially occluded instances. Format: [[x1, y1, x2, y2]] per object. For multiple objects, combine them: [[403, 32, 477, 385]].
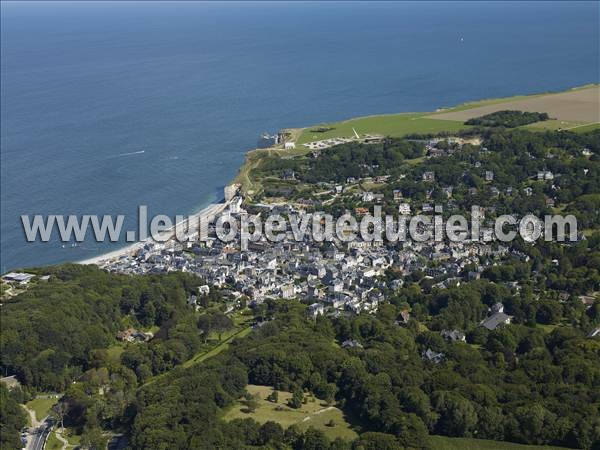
[[1, 1, 598, 270]]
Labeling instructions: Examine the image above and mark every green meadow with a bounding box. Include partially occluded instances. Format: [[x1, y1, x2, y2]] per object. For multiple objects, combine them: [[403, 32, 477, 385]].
[[296, 113, 468, 145], [223, 384, 359, 441]]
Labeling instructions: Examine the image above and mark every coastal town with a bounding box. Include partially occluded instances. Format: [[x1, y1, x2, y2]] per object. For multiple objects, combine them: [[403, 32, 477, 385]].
[[82, 133, 582, 336], [4, 123, 597, 339]]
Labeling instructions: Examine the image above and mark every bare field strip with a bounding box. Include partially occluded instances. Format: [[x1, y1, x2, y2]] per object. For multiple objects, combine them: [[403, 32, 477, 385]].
[[430, 85, 600, 124]]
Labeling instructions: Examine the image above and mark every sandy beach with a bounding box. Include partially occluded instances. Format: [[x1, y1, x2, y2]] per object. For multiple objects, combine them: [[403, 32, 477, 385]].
[[78, 201, 229, 266]]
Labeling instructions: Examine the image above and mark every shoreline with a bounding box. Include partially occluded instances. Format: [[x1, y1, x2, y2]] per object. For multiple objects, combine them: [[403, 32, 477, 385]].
[[78, 201, 229, 266]]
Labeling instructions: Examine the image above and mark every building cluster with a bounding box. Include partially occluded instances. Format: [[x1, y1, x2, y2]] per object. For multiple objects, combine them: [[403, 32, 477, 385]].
[[116, 328, 154, 343], [100, 198, 520, 320], [92, 136, 596, 341], [303, 134, 383, 151]]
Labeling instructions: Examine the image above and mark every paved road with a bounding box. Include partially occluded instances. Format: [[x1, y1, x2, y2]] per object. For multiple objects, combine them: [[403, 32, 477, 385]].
[[25, 418, 53, 450], [108, 434, 129, 450]]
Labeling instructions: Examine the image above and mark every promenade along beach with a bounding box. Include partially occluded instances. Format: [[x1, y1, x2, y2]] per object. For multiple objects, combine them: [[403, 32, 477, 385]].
[[79, 201, 230, 266]]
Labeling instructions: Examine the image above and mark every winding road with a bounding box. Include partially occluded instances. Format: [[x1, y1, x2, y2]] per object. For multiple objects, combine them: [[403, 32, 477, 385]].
[[24, 417, 53, 450]]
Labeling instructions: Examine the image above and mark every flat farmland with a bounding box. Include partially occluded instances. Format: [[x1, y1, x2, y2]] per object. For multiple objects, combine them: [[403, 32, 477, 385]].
[[429, 85, 599, 124]]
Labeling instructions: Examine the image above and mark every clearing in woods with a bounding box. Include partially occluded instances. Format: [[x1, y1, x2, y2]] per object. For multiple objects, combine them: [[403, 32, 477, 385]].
[[222, 384, 359, 441]]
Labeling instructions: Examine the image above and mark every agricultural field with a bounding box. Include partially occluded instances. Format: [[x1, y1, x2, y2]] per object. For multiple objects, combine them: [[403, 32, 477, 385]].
[[429, 85, 599, 125], [222, 384, 359, 441]]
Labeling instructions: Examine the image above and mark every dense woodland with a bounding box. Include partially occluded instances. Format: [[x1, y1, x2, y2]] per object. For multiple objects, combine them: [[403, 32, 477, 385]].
[[465, 110, 550, 128], [1, 126, 600, 449], [0, 384, 27, 449], [0, 266, 222, 390]]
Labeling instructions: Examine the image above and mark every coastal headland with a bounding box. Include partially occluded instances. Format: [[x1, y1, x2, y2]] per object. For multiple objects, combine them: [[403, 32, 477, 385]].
[[81, 84, 599, 266], [234, 84, 599, 198]]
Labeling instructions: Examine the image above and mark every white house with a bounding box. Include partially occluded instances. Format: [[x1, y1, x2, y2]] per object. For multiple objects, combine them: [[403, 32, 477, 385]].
[[281, 284, 295, 299], [307, 303, 325, 318], [398, 203, 411, 215], [362, 191, 375, 202], [198, 285, 210, 295]]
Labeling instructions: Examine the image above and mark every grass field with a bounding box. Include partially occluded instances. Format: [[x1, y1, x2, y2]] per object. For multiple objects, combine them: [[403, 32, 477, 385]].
[[429, 435, 572, 450], [145, 313, 254, 386], [296, 113, 467, 145], [570, 122, 600, 133], [26, 397, 57, 422], [46, 429, 81, 450], [106, 345, 124, 364], [223, 384, 359, 441], [524, 119, 590, 131], [536, 323, 560, 334], [46, 430, 63, 450], [234, 147, 279, 195], [182, 322, 253, 368]]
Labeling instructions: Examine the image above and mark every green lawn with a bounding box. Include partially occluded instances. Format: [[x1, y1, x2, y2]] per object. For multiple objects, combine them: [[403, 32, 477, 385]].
[[223, 384, 358, 441], [63, 430, 81, 448], [46, 430, 63, 450], [106, 345, 124, 364], [182, 324, 253, 368], [523, 119, 600, 132], [26, 397, 57, 422], [296, 113, 467, 145], [144, 314, 253, 386], [536, 323, 560, 334], [405, 155, 426, 166], [429, 436, 572, 450], [570, 122, 600, 133], [46, 428, 81, 450]]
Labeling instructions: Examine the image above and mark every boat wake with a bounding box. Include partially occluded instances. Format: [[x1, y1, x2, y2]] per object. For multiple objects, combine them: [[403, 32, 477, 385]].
[[111, 150, 145, 158]]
